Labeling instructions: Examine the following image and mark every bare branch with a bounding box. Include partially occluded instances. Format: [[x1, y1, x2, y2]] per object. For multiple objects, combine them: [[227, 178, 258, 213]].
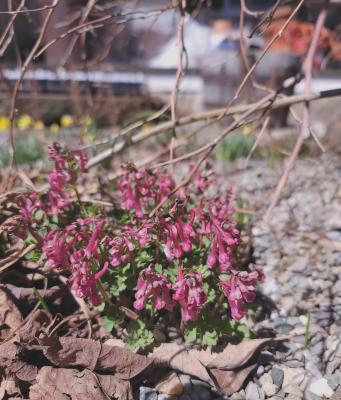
[[265, 3, 330, 221]]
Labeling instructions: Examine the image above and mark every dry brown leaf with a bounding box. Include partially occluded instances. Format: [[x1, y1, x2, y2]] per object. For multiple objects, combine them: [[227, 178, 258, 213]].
[[0, 341, 38, 383], [38, 336, 153, 379], [29, 366, 133, 400], [20, 310, 51, 343], [210, 363, 257, 395], [206, 338, 273, 369], [38, 337, 102, 370], [0, 287, 23, 339], [150, 343, 214, 386], [0, 372, 22, 399]]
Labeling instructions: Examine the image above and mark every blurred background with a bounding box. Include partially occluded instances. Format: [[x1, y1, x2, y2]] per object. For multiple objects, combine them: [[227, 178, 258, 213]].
[[0, 0, 341, 167]]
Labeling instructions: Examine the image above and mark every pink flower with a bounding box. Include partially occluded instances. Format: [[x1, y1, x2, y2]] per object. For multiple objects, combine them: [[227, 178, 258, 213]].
[[43, 229, 77, 270], [84, 218, 104, 259], [156, 172, 175, 203], [219, 268, 264, 320], [109, 235, 135, 267], [118, 165, 155, 217], [19, 193, 41, 221], [172, 265, 207, 321], [159, 201, 197, 260], [198, 194, 239, 269], [70, 252, 109, 306], [74, 150, 88, 172], [118, 165, 174, 217], [48, 143, 67, 169], [133, 265, 174, 311]]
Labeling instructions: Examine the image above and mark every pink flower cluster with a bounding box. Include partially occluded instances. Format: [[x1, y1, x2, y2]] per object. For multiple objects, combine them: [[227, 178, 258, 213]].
[[118, 164, 174, 217], [220, 269, 264, 320], [18, 148, 263, 322], [134, 264, 207, 321], [42, 217, 109, 305], [19, 143, 88, 219]]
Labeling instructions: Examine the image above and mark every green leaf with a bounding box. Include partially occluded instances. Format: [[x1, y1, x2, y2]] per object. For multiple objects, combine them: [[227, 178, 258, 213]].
[[125, 319, 154, 351], [236, 323, 252, 339], [202, 329, 218, 346], [101, 316, 115, 333], [25, 250, 41, 262], [94, 302, 105, 312], [184, 324, 197, 343]]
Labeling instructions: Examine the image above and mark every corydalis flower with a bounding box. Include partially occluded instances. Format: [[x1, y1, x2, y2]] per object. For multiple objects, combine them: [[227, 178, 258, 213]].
[[159, 201, 196, 260], [133, 265, 174, 311], [199, 193, 239, 271], [219, 268, 264, 320], [109, 235, 135, 267], [43, 217, 109, 306], [70, 251, 109, 306], [19, 193, 41, 222], [118, 165, 174, 217], [172, 265, 207, 321], [43, 228, 77, 270]]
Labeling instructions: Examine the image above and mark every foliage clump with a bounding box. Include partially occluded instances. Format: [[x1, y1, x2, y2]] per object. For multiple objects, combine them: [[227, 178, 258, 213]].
[[16, 143, 263, 348]]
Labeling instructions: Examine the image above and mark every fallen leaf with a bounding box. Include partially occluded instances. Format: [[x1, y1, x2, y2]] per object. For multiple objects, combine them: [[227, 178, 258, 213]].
[[0, 287, 23, 340], [97, 342, 153, 379], [0, 341, 38, 382], [38, 336, 153, 379], [38, 337, 102, 371], [207, 338, 273, 369], [210, 363, 257, 395], [20, 310, 51, 343], [29, 366, 132, 400], [0, 372, 22, 399], [150, 343, 214, 385]]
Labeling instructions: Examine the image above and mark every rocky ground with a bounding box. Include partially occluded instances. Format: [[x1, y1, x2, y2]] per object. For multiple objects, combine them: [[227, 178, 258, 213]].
[[138, 153, 341, 400]]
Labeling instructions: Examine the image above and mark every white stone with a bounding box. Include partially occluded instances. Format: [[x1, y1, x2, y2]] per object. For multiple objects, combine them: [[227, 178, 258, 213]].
[[262, 382, 278, 397], [308, 378, 334, 398]]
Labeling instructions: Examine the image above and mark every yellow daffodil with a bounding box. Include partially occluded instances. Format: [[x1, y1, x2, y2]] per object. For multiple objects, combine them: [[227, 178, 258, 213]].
[[17, 114, 32, 131], [34, 120, 45, 132], [50, 123, 60, 134], [60, 114, 73, 128], [0, 116, 10, 131]]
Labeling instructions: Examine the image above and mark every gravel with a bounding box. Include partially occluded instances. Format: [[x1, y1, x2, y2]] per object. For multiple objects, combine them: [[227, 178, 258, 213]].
[[137, 154, 341, 400]]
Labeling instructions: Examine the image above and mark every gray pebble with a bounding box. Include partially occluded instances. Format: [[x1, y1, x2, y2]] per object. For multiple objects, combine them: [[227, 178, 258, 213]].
[[158, 395, 178, 400], [271, 368, 284, 388], [191, 380, 211, 390], [325, 373, 341, 390], [285, 396, 302, 400], [179, 375, 191, 393], [245, 382, 264, 400], [256, 365, 265, 378], [140, 387, 158, 400], [178, 395, 192, 400], [191, 386, 212, 400], [274, 322, 294, 335]]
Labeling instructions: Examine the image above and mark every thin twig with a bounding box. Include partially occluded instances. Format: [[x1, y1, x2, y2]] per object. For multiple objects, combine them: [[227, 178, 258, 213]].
[[86, 89, 341, 168], [265, 3, 329, 222], [244, 116, 270, 168], [0, 0, 25, 52], [7, 0, 59, 169], [34, 6, 175, 59]]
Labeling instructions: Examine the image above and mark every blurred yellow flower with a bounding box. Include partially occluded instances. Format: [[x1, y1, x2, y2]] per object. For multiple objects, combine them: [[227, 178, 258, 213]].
[[60, 114, 73, 128], [34, 120, 45, 132], [242, 122, 257, 136], [0, 116, 10, 131], [83, 116, 93, 127], [17, 114, 32, 131], [50, 123, 60, 134]]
